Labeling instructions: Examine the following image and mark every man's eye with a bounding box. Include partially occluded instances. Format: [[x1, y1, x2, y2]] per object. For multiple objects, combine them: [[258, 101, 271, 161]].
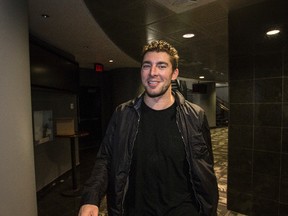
[[158, 64, 167, 69], [142, 64, 151, 69]]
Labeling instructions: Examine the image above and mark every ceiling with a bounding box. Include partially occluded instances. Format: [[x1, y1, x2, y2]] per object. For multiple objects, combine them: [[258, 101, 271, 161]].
[[28, 0, 265, 83]]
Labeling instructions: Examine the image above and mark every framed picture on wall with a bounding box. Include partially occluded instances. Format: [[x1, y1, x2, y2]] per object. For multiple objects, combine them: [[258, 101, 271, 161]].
[[33, 110, 53, 145]]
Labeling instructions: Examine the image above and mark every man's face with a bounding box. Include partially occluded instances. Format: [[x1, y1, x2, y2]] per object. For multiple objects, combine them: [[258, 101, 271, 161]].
[[141, 51, 178, 98]]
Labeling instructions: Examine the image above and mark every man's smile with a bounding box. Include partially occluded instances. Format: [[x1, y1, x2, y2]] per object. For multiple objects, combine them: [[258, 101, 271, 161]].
[[147, 80, 160, 87]]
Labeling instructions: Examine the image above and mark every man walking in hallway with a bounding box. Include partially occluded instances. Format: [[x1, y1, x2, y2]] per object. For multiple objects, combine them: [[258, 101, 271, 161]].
[[78, 40, 218, 216]]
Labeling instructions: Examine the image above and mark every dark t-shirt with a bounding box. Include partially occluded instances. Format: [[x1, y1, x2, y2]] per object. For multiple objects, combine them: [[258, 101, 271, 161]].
[[124, 101, 199, 216]]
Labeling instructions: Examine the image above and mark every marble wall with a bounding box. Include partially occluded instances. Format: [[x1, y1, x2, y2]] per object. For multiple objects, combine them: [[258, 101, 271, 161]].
[[228, 0, 288, 215]]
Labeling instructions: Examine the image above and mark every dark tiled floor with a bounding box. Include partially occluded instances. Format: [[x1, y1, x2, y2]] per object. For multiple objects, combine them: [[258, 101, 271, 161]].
[[37, 147, 99, 216], [37, 127, 244, 216]]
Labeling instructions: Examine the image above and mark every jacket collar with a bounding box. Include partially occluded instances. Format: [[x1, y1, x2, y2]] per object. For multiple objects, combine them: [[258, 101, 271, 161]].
[[172, 90, 185, 106]]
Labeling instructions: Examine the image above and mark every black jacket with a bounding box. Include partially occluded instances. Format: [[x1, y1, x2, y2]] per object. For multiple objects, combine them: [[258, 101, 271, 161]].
[[81, 91, 219, 215]]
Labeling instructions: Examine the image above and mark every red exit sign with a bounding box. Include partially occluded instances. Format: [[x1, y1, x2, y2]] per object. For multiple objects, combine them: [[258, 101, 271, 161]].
[[94, 63, 104, 72]]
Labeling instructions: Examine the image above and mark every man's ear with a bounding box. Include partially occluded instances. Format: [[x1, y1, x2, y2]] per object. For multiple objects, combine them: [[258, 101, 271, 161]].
[[172, 68, 179, 80]]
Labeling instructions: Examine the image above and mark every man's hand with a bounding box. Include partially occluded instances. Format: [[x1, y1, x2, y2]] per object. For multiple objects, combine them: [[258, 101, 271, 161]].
[[78, 204, 99, 216]]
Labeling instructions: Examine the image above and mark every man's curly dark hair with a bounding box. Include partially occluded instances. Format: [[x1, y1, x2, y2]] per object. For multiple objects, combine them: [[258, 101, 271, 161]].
[[142, 40, 179, 70]]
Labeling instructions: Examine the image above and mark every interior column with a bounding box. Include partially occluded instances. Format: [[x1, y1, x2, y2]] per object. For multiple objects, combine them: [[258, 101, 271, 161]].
[[0, 0, 38, 215]]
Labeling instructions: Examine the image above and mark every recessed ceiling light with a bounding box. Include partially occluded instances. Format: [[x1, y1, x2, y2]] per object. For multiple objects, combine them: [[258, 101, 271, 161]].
[[183, 33, 195, 38], [199, 76, 205, 79], [41, 14, 50, 19], [266, 29, 280, 36], [109, 60, 114, 63]]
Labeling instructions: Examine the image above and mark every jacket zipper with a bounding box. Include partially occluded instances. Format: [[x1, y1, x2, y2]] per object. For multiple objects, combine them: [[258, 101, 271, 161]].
[[175, 107, 203, 214]]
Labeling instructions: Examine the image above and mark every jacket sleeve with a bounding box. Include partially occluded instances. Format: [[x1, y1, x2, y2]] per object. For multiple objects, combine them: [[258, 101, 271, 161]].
[[200, 114, 218, 215], [180, 101, 219, 216], [80, 111, 117, 207], [191, 113, 218, 216], [202, 114, 214, 166]]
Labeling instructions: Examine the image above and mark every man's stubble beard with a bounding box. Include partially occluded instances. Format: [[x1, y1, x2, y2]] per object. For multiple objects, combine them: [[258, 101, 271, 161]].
[[144, 82, 171, 98]]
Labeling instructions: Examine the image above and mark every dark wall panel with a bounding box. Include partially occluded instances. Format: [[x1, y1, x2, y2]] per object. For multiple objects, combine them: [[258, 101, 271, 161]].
[[228, 0, 288, 215], [32, 89, 78, 191], [30, 37, 80, 191], [30, 42, 79, 92]]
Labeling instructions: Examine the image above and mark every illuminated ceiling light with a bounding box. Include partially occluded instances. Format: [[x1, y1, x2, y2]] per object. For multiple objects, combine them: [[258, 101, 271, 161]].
[[182, 33, 195, 38], [109, 59, 114, 63], [41, 14, 50, 19], [266, 29, 280, 36], [171, 0, 198, 5], [199, 76, 205, 79]]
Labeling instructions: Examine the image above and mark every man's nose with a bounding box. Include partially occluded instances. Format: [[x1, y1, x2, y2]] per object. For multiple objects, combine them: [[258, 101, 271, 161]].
[[149, 64, 158, 76]]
